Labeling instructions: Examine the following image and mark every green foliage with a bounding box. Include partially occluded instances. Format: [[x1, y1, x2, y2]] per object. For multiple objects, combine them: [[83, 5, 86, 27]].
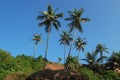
[[80, 68, 99, 80], [66, 56, 80, 70], [98, 70, 120, 80], [107, 51, 120, 69], [0, 49, 44, 80]]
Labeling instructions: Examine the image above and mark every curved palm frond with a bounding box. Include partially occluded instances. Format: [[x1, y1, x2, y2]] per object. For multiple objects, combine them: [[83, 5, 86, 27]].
[[74, 37, 87, 52], [65, 8, 90, 33], [59, 31, 73, 46], [37, 5, 63, 33], [108, 51, 120, 67]]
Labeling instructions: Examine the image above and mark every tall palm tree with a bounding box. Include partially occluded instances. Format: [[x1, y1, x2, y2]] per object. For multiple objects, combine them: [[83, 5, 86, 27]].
[[107, 51, 120, 69], [59, 31, 73, 64], [32, 33, 42, 58], [95, 43, 108, 64], [37, 5, 63, 69], [74, 37, 87, 60], [65, 8, 90, 70], [65, 8, 90, 58]]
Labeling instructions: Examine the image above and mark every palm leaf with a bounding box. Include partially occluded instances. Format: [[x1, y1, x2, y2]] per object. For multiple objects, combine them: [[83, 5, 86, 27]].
[[78, 8, 84, 17], [96, 56, 107, 63], [55, 13, 64, 19], [52, 21, 59, 30], [48, 5, 53, 15], [78, 22, 83, 33], [37, 15, 45, 20], [81, 18, 90, 22]]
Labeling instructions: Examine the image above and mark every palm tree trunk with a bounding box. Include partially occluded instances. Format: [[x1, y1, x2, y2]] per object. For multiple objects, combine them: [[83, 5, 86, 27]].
[[43, 33, 50, 70], [101, 52, 103, 64], [66, 29, 77, 70], [33, 44, 37, 58], [64, 45, 66, 65], [68, 29, 77, 58]]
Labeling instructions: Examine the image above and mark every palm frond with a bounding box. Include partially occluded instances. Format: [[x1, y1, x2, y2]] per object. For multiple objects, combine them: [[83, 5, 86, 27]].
[[96, 56, 107, 63], [65, 17, 74, 20], [78, 8, 84, 17], [52, 21, 59, 30], [45, 22, 51, 33], [38, 20, 48, 27], [48, 5, 53, 15], [54, 20, 61, 27], [37, 15, 45, 20], [53, 8, 59, 15], [78, 22, 83, 33], [55, 13, 64, 19], [81, 18, 90, 22]]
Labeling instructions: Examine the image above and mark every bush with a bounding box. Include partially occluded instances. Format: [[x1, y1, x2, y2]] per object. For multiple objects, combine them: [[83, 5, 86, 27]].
[[98, 70, 120, 80], [79, 68, 99, 80]]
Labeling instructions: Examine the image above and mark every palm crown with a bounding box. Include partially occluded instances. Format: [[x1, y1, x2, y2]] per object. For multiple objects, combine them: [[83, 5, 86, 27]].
[[59, 31, 73, 46], [108, 51, 120, 67], [95, 44, 108, 56], [74, 37, 87, 52], [65, 8, 90, 33], [37, 5, 63, 33], [32, 34, 42, 45]]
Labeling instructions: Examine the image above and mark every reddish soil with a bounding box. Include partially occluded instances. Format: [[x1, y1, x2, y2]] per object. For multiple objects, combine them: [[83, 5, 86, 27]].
[[45, 63, 65, 70], [26, 63, 88, 80]]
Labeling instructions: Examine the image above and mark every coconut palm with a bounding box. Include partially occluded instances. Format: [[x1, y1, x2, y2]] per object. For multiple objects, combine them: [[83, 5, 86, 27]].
[[65, 8, 90, 70], [74, 37, 87, 60], [82, 51, 107, 70], [95, 44, 108, 64], [107, 51, 120, 69], [37, 5, 63, 69], [65, 8, 90, 33], [32, 33, 42, 58], [59, 31, 73, 64], [65, 8, 90, 59], [65, 56, 80, 70]]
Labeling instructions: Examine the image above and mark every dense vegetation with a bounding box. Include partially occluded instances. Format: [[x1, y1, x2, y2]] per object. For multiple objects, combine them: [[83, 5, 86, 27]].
[[0, 49, 44, 80], [1, 5, 120, 80], [1, 49, 120, 80]]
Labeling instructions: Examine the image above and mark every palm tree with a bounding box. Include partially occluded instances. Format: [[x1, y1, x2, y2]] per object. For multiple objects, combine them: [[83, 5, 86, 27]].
[[74, 37, 87, 60], [32, 33, 42, 58], [95, 43, 108, 64], [65, 56, 80, 70], [65, 8, 90, 70], [65, 8, 90, 59], [37, 5, 63, 69], [59, 31, 73, 64], [65, 8, 90, 33], [107, 51, 120, 69], [82, 51, 107, 70]]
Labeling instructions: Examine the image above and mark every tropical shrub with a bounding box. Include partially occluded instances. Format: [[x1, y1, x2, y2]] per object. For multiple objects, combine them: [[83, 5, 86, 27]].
[[98, 70, 120, 80], [79, 68, 99, 80]]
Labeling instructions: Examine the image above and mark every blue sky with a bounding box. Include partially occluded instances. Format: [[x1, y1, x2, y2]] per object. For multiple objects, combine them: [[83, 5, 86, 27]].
[[0, 0, 120, 62]]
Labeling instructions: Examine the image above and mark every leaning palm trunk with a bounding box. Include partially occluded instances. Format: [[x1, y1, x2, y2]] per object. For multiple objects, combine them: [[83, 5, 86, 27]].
[[33, 44, 37, 58], [43, 33, 50, 70], [64, 45, 66, 65], [101, 52, 103, 65], [66, 29, 77, 70]]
